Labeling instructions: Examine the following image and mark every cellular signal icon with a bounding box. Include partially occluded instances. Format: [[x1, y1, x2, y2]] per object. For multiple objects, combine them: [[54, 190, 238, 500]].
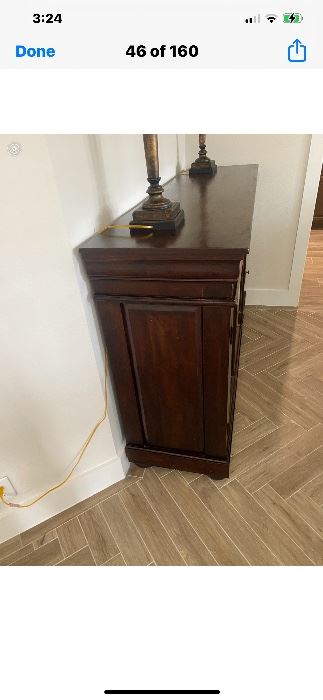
[[245, 13, 261, 23]]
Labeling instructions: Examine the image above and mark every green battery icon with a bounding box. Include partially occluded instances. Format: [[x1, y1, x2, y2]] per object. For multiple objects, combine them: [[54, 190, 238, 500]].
[[283, 13, 303, 23]]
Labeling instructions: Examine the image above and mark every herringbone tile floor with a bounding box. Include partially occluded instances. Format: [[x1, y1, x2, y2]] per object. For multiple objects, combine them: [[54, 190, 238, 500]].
[[299, 229, 323, 310], [1, 303, 323, 566]]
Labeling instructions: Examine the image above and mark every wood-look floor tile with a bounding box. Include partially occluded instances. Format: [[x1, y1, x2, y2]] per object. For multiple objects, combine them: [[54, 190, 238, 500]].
[[269, 343, 323, 380], [299, 230, 323, 311], [227, 420, 304, 481], [302, 472, 323, 506], [233, 411, 253, 433], [240, 336, 278, 362], [259, 372, 323, 427], [57, 546, 95, 566], [240, 325, 263, 342], [11, 539, 63, 566], [0, 535, 22, 560], [100, 495, 152, 565], [152, 466, 173, 478], [282, 376, 323, 423], [120, 482, 185, 566], [57, 518, 87, 558], [269, 446, 323, 499], [127, 464, 145, 478], [240, 338, 288, 369], [243, 316, 281, 341], [139, 469, 216, 565], [79, 505, 119, 565], [222, 481, 312, 565], [0, 544, 35, 566], [248, 309, 293, 331], [162, 471, 248, 565], [20, 476, 139, 546], [242, 371, 317, 430], [102, 554, 126, 566], [236, 372, 290, 426], [179, 470, 201, 484], [231, 417, 276, 457], [301, 374, 323, 397], [239, 424, 323, 493], [192, 476, 279, 565], [33, 529, 57, 550], [243, 339, 312, 376], [254, 485, 323, 565], [304, 309, 323, 325], [241, 336, 255, 349], [288, 491, 323, 537], [235, 394, 263, 424], [264, 308, 323, 342]]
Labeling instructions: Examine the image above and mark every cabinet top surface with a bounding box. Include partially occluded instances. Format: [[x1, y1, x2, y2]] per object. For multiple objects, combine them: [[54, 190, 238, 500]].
[[80, 165, 258, 258]]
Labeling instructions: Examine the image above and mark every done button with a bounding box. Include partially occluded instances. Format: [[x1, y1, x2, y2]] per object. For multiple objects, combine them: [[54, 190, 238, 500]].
[[16, 45, 56, 58]]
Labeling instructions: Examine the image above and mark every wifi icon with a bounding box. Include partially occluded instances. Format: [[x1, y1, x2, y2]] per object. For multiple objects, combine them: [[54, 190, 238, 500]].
[[266, 13, 278, 23]]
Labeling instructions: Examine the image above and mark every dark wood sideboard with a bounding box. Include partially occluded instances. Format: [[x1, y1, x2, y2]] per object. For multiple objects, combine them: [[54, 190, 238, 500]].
[[80, 165, 258, 479], [312, 165, 323, 229]]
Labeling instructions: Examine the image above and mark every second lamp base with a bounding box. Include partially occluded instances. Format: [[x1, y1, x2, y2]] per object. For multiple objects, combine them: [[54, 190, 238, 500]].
[[189, 160, 217, 177]]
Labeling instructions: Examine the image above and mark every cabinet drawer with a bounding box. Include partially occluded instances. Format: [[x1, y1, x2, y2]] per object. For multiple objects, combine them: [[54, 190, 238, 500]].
[[82, 258, 241, 281], [90, 277, 237, 300]]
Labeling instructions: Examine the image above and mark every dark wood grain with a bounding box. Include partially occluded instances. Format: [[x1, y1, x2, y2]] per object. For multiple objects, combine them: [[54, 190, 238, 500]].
[[80, 165, 258, 257], [80, 167, 257, 478], [312, 165, 323, 229], [203, 305, 233, 458], [125, 445, 229, 479], [124, 302, 204, 451], [94, 298, 144, 444]]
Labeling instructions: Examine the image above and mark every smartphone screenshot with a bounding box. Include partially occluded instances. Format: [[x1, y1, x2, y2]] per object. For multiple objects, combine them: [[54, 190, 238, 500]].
[[1, 3, 322, 700]]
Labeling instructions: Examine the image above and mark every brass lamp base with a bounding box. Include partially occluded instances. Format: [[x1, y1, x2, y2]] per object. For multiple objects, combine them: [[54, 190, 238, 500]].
[[131, 200, 184, 231], [189, 160, 217, 177]]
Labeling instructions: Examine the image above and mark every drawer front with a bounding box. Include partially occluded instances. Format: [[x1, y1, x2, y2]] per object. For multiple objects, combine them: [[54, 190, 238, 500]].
[[90, 277, 237, 300], [84, 258, 241, 281]]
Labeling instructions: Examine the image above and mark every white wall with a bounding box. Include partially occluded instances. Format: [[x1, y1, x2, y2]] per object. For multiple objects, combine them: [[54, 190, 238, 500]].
[[186, 134, 312, 305], [47, 134, 182, 453], [0, 134, 181, 542], [48, 134, 182, 249]]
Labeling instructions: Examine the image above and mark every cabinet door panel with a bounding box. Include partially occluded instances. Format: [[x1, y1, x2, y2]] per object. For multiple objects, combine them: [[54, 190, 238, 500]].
[[124, 302, 204, 452], [203, 306, 232, 459], [94, 298, 144, 444]]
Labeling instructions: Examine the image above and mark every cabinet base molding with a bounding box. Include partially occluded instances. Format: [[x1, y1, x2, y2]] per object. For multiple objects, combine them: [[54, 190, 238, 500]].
[[125, 445, 229, 479]]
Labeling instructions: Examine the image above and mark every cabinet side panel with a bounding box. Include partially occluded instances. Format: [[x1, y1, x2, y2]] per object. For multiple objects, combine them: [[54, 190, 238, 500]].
[[94, 298, 144, 445], [203, 305, 232, 459], [313, 168, 323, 228], [124, 303, 204, 452]]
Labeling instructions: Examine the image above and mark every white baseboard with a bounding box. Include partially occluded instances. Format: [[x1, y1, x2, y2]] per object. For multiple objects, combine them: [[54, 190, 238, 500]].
[[0, 455, 126, 544], [246, 288, 299, 307]]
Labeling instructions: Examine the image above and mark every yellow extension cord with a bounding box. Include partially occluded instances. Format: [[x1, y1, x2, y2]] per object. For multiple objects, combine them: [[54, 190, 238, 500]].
[[0, 225, 153, 509], [0, 351, 108, 509]]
